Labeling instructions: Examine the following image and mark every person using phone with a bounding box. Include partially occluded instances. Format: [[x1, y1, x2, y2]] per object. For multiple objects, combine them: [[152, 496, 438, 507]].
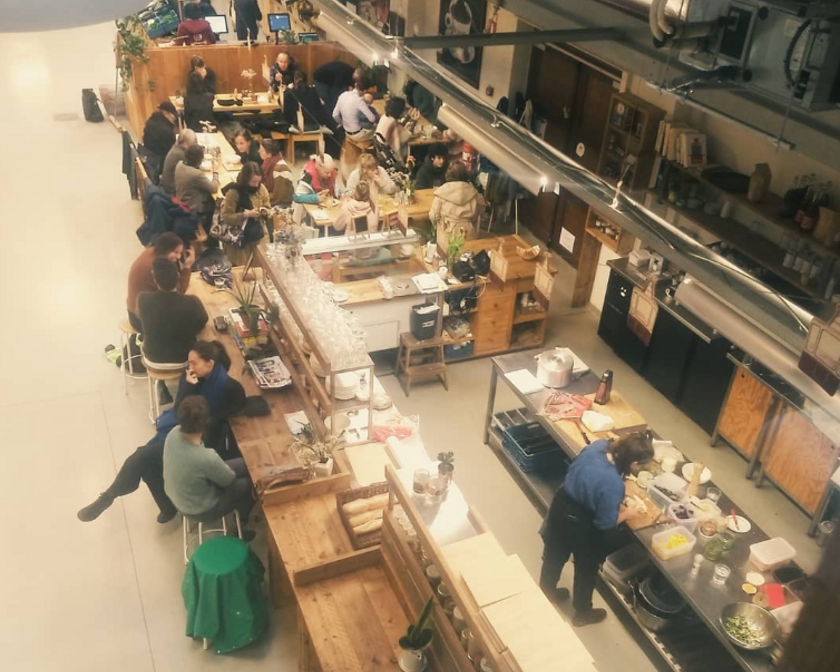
[[77, 341, 246, 525]]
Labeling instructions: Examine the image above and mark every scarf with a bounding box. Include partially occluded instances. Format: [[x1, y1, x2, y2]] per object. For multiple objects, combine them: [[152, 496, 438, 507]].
[[262, 153, 282, 192], [154, 364, 231, 438], [221, 182, 254, 213]]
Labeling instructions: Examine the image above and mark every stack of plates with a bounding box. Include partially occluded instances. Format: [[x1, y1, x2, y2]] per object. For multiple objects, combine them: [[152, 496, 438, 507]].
[[329, 372, 359, 400]]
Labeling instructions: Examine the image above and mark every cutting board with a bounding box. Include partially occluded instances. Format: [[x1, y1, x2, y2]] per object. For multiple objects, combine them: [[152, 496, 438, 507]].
[[459, 554, 536, 609], [553, 391, 647, 453], [343, 442, 392, 486], [482, 590, 594, 672], [624, 479, 665, 531], [441, 533, 507, 580]]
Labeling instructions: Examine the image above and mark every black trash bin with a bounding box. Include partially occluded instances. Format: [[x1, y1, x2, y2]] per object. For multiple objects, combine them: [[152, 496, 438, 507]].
[[410, 302, 440, 341]]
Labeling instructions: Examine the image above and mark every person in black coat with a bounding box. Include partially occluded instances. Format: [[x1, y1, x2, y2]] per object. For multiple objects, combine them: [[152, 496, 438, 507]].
[[269, 51, 297, 93], [184, 71, 215, 132], [233, 128, 262, 165], [415, 143, 449, 190], [283, 71, 330, 131], [313, 61, 357, 122], [233, 0, 261, 42], [142, 101, 178, 182], [189, 55, 217, 95]]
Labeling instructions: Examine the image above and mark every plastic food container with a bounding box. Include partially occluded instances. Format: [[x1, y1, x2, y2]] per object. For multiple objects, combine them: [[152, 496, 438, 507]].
[[749, 538, 797, 571], [651, 525, 697, 560], [647, 473, 688, 511], [604, 544, 651, 592], [667, 501, 699, 527]]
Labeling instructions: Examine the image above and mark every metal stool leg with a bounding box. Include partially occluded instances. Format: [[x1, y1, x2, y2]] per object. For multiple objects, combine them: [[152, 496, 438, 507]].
[[183, 515, 190, 565], [147, 375, 156, 424], [120, 331, 129, 395], [234, 510, 242, 539]]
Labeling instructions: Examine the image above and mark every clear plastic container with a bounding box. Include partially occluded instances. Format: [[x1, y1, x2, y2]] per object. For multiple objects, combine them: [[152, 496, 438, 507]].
[[604, 544, 651, 591], [667, 501, 699, 527], [651, 525, 697, 560], [749, 538, 797, 571], [647, 473, 688, 510]]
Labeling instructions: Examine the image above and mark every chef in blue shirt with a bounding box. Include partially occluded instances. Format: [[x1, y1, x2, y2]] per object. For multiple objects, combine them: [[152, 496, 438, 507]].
[[539, 432, 653, 627]]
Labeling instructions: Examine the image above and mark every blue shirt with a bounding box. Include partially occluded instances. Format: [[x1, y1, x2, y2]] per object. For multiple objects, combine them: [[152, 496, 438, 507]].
[[564, 440, 625, 530], [332, 90, 377, 133]]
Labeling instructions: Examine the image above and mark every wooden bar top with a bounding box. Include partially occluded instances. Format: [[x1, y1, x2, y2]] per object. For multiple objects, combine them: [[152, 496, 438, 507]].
[[305, 189, 435, 227]]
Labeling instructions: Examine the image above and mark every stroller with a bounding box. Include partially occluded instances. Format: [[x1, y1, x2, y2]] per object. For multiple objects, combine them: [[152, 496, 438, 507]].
[[372, 131, 405, 175]]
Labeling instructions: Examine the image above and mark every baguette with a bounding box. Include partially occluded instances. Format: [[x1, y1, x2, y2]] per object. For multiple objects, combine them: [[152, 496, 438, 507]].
[[342, 492, 390, 516], [353, 518, 383, 535], [347, 509, 383, 528]]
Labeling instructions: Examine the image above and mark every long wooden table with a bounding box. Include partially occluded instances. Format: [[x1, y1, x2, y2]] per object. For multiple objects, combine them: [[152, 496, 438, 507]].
[[371, 99, 437, 147], [304, 188, 435, 233], [171, 92, 281, 115]]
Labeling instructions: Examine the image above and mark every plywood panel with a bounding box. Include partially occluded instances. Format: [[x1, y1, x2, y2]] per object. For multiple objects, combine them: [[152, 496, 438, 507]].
[[762, 405, 838, 514], [717, 369, 775, 458]]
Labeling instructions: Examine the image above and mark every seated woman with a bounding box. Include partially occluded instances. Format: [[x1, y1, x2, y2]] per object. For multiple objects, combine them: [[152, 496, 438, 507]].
[[177, 2, 217, 44], [221, 162, 271, 262], [188, 55, 217, 95], [333, 180, 378, 234], [344, 153, 396, 202], [232, 128, 262, 166], [77, 341, 246, 524], [375, 96, 413, 162], [259, 139, 294, 207], [183, 72, 215, 132], [163, 396, 256, 541], [429, 161, 483, 243]]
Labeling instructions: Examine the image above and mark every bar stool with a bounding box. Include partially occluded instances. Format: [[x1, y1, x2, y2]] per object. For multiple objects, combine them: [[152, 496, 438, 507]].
[[118, 318, 146, 394], [182, 509, 243, 564], [395, 332, 448, 397], [142, 356, 186, 423]]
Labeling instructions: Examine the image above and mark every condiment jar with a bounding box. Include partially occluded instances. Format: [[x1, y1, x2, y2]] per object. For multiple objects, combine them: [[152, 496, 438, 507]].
[[425, 564, 441, 589], [452, 607, 466, 633], [704, 538, 724, 562], [437, 582, 450, 602]]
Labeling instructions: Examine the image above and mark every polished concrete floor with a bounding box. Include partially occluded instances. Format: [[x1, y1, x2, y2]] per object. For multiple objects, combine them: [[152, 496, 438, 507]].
[[0, 20, 825, 672]]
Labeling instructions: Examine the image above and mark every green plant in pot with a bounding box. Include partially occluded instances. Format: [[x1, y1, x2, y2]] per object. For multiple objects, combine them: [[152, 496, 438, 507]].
[[437, 452, 455, 484], [228, 278, 262, 335], [398, 597, 435, 672], [446, 230, 465, 269], [294, 423, 343, 479]]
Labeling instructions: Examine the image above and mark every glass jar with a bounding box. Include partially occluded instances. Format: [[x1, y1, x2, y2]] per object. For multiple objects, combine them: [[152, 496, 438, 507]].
[[704, 538, 724, 562], [718, 531, 735, 551], [412, 469, 430, 495]]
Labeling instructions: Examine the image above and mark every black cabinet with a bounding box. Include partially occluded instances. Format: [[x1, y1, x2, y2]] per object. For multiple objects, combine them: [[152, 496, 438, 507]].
[[678, 337, 734, 434], [642, 310, 694, 401], [598, 270, 648, 372]]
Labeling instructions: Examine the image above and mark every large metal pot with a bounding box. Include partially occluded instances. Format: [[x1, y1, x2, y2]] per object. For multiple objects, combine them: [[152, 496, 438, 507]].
[[634, 589, 672, 632], [633, 575, 686, 632], [535, 348, 575, 388]]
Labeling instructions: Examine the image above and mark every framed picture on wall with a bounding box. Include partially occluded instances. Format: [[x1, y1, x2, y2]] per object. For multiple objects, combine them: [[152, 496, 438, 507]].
[[358, 0, 391, 33], [437, 0, 485, 88]]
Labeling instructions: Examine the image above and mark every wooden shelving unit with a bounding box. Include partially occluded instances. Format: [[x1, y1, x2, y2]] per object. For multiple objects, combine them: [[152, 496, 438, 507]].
[[597, 92, 664, 192]]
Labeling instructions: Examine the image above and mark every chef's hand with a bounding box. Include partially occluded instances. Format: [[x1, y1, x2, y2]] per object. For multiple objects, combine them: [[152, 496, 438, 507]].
[[182, 247, 196, 268], [243, 208, 261, 218], [617, 504, 642, 525], [185, 368, 199, 385]]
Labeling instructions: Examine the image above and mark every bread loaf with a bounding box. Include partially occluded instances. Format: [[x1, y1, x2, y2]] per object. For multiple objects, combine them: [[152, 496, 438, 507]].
[[341, 492, 390, 516], [353, 518, 383, 535], [347, 509, 382, 528]]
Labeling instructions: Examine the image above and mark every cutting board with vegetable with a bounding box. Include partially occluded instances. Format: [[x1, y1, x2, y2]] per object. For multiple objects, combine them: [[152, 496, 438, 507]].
[[553, 391, 648, 453], [624, 479, 664, 531]]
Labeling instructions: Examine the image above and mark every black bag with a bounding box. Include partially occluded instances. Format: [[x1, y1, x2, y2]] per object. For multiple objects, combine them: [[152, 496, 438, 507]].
[[452, 260, 475, 283], [82, 88, 104, 122], [471, 249, 491, 276]]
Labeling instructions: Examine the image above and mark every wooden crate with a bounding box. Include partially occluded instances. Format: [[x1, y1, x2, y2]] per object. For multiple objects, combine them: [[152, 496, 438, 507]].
[[336, 482, 390, 549]]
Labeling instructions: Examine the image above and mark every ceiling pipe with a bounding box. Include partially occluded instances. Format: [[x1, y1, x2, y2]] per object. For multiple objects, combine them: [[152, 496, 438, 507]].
[[310, 0, 813, 353], [400, 27, 623, 49]]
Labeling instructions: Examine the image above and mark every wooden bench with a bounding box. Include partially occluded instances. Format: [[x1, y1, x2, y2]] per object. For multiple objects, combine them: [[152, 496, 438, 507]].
[[395, 332, 448, 397]]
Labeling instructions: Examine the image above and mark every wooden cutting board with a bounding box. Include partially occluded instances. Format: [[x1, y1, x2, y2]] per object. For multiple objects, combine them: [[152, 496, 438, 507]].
[[441, 533, 507, 580], [553, 391, 647, 453], [624, 479, 665, 531], [459, 554, 536, 609]]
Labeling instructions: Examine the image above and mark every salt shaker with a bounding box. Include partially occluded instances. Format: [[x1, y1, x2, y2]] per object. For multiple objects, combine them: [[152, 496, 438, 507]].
[[690, 553, 703, 577]]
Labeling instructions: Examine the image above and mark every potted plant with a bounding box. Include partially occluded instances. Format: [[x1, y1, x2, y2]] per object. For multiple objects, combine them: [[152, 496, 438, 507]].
[[294, 424, 342, 478], [398, 597, 435, 672], [437, 452, 455, 484], [446, 230, 465, 269], [228, 278, 264, 336]]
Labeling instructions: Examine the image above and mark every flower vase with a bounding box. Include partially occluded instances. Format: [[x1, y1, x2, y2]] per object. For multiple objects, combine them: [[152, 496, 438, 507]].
[[398, 649, 428, 672], [313, 458, 333, 479]]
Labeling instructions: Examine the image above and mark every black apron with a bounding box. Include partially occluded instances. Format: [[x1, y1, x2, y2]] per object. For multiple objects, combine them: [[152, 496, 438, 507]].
[[540, 485, 608, 562]]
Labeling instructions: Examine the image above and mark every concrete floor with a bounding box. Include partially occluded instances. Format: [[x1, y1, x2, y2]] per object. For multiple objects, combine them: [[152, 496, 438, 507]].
[[0, 20, 824, 672]]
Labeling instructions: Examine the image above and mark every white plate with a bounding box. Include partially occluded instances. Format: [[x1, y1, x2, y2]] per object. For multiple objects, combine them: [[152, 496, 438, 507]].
[[727, 515, 752, 533], [332, 290, 350, 304], [746, 572, 765, 586], [682, 463, 712, 485]]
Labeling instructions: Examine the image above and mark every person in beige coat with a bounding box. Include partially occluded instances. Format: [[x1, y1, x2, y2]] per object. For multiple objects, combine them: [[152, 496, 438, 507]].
[[429, 161, 483, 244], [333, 181, 378, 234]]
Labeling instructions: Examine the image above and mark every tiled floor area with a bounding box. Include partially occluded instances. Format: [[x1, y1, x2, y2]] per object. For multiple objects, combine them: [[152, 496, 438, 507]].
[[0, 21, 824, 672]]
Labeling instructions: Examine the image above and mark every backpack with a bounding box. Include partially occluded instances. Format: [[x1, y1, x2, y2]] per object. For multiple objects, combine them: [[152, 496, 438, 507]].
[[82, 88, 104, 123]]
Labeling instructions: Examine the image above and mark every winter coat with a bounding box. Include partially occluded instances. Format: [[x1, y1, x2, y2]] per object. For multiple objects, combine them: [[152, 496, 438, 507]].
[[136, 184, 199, 246], [333, 198, 378, 233], [430, 181, 483, 241], [415, 157, 447, 190], [143, 111, 177, 157]]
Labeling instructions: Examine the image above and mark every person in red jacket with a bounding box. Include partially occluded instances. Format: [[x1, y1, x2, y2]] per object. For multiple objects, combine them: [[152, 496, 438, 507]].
[[177, 3, 217, 45]]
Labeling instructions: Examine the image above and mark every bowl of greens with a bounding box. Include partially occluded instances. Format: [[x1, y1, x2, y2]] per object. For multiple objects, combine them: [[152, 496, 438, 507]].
[[720, 602, 780, 650]]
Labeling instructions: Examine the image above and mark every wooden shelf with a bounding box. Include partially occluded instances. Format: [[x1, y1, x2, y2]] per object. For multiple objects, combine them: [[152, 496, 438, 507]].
[[513, 309, 547, 325], [649, 191, 825, 301], [442, 331, 475, 345]]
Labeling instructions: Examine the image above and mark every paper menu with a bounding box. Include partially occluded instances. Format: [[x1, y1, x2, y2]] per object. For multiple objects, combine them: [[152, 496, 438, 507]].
[[504, 369, 544, 395]]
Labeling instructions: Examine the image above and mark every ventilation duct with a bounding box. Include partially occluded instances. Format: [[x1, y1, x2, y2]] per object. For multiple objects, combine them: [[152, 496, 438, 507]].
[[2, 0, 149, 32]]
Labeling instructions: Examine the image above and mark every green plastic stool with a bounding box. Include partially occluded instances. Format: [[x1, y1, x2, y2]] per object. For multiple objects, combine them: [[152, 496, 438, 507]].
[[181, 536, 268, 653]]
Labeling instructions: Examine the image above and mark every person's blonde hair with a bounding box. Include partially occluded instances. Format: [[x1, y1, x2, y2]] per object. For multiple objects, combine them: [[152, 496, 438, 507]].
[[358, 153, 378, 173], [355, 180, 371, 202]]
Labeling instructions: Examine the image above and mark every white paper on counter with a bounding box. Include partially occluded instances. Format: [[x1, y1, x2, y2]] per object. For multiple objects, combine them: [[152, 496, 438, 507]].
[[505, 369, 544, 395]]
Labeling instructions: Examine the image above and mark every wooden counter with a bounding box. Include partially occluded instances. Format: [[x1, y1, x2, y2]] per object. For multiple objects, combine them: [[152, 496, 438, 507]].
[[304, 189, 435, 231], [170, 93, 280, 115]]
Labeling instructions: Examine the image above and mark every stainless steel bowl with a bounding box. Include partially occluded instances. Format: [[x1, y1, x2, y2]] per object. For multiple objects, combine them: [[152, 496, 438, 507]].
[[720, 602, 780, 650]]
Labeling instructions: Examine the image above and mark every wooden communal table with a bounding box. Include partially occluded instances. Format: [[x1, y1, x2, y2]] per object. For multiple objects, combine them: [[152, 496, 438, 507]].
[[192, 130, 241, 193], [371, 99, 437, 147], [304, 189, 435, 234], [171, 93, 281, 115]]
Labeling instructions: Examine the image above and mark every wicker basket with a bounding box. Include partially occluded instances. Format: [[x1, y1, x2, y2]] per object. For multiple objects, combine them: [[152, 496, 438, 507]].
[[335, 482, 391, 550]]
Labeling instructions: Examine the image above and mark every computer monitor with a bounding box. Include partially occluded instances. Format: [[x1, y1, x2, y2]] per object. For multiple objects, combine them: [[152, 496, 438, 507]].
[[268, 13, 292, 32], [206, 15, 229, 35], [298, 32, 320, 44]]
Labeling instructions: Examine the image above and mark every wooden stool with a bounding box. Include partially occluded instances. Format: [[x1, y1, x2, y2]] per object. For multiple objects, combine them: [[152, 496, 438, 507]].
[[118, 318, 147, 394], [287, 131, 323, 163], [395, 332, 448, 397], [182, 510, 242, 565], [142, 357, 187, 423]]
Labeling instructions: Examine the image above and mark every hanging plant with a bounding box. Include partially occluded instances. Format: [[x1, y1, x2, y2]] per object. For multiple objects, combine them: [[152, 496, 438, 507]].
[[115, 17, 150, 91]]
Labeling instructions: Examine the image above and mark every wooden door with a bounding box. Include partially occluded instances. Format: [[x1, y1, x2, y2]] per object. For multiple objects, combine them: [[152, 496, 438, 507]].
[[762, 405, 838, 514], [716, 369, 775, 458], [518, 193, 558, 244], [566, 67, 616, 173], [551, 192, 589, 267], [526, 47, 581, 153]]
